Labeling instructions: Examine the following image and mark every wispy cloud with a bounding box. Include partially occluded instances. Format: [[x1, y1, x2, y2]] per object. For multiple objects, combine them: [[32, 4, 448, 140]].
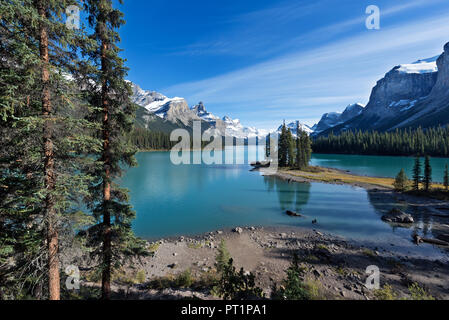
[[164, 5, 449, 129]]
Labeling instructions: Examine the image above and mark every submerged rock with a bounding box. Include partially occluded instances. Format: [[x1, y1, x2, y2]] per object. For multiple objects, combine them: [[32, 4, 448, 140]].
[[286, 210, 302, 217], [382, 208, 414, 223]]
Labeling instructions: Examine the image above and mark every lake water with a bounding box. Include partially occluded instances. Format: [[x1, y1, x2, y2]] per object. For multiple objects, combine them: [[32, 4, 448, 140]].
[[312, 153, 449, 183], [120, 149, 449, 258]]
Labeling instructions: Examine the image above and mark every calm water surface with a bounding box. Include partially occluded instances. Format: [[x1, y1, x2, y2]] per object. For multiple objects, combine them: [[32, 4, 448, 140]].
[[120, 149, 449, 259], [312, 153, 449, 182]]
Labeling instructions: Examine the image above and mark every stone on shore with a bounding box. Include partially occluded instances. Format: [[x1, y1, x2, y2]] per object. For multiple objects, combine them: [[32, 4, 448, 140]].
[[382, 208, 414, 223]]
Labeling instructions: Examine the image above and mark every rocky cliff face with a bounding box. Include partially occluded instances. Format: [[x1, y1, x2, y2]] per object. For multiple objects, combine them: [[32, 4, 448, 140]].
[[314, 103, 364, 134], [362, 62, 437, 122], [131, 84, 268, 139], [130, 82, 166, 106], [392, 43, 449, 129], [317, 43, 449, 135]]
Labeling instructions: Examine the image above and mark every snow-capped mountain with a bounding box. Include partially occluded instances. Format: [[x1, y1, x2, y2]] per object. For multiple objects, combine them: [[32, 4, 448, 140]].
[[277, 122, 314, 136], [313, 103, 364, 134], [130, 82, 269, 139], [221, 116, 269, 139], [397, 56, 439, 74], [191, 103, 269, 139], [130, 83, 202, 126], [191, 102, 220, 124], [316, 46, 449, 136]]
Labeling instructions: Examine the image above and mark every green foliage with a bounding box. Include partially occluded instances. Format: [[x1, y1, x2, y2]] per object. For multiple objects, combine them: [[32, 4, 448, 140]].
[[272, 254, 312, 300], [423, 155, 432, 192], [374, 284, 397, 300], [215, 258, 264, 300], [278, 122, 312, 169], [413, 156, 422, 191], [313, 127, 449, 157], [374, 283, 435, 300], [215, 240, 231, 274], [130, 127, 177, 150], [408, 282, 435, 300], [175, 269, 195, 288], [278, 123, 289, 167], [393, 169, 409, 192], [0, 0, 101, 299]]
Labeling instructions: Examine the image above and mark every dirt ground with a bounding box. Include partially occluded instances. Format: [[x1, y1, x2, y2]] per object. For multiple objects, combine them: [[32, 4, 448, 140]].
[[80, 225, 449, 300]]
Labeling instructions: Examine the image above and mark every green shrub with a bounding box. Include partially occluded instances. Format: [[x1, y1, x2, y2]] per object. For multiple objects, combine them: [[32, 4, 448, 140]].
[[136, 270, 146, 284], [394, 169, 409, 192], [408, 283, 435, 300], [374, 284, 397, 300], [175, 269, 195, 288], [273, 254, 311, 300], [215, 240, 231, 273], [215, 258, 264, 300]]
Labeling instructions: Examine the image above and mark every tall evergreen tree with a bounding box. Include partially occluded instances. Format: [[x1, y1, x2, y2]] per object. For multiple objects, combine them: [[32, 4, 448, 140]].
[[287, 128, 295, 167], [423, 155, 432, 192], [412, 156, 422, 191], [1, 0, 100, 299], [82, 0, 146, 300], [278, 122, 288, 167], [298, 129, 312, 170], [295, 121, 301, 169], [444, 163, 449, 191]]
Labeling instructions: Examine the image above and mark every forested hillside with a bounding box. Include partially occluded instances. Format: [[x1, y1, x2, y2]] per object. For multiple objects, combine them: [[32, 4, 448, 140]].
[[312, 127, 449, 157]]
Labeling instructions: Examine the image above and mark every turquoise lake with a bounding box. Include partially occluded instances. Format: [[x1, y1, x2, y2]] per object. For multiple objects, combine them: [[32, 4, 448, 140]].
[[312, 153, 449, 182], [120, 149, 449, 258]]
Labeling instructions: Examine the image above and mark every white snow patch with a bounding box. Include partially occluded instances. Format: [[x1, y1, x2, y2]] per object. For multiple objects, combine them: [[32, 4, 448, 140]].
[[397, 56, 439, 74]]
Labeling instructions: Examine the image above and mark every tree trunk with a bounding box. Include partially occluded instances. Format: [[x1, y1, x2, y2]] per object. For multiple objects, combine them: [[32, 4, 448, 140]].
[[100, 36, 112, 300], [38, 0, 60, 301]]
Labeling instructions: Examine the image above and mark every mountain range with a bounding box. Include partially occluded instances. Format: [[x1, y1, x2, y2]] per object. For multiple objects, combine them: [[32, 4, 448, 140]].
[[131, 41, 449, 139], [131, 82, 269, 139], [316, 42, 449, 136]]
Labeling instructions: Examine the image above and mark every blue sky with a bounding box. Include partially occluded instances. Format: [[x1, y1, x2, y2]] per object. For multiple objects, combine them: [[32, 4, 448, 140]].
[[117, 0, 449, 129]]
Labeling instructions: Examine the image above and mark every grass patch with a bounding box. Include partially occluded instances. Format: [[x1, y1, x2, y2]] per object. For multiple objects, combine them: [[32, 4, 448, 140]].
[[374, 283, 435, 300], [316, 244, 329, 251], [361, 248, 376, 258], [408, 282, 435, 300], [147, 242, 160, 255], [187, 242, 203, 249]]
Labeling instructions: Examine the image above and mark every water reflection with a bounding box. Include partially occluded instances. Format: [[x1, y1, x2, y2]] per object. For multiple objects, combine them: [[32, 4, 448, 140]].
[[367, 189, 449, 253], [263, 176, 311, 213]]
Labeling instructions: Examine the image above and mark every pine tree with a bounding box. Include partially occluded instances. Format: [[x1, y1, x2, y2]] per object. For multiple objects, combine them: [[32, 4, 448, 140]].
[[413, 156, 422, 191], [278, 122, 288, 167], [1, 0, 100, 299], [287, 128, 295, 167], [444, 163, 449, 191], [393, 169, 408, 192], [298, 129, 312, 170], [295, 121, 301, 169], [423, 155, 432, 192], [82, 0, 146, 300]]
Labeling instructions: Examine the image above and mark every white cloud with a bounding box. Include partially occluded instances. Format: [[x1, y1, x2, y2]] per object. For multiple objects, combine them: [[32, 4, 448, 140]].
[[164, 5, 449, 129]]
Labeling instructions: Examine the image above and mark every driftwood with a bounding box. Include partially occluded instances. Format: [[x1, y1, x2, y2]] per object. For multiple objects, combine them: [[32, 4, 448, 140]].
[[414, 234, 449, 247]]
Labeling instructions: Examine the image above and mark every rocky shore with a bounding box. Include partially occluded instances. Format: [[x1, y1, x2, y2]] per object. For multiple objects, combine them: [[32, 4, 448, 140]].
[[76, 226, 448, 300], [71, 167, 449, 300]]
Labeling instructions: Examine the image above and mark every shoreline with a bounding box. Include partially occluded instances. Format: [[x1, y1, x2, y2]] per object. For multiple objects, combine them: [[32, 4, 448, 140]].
[[70, 161, 449, 300], [75, 225, 449, 300]]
